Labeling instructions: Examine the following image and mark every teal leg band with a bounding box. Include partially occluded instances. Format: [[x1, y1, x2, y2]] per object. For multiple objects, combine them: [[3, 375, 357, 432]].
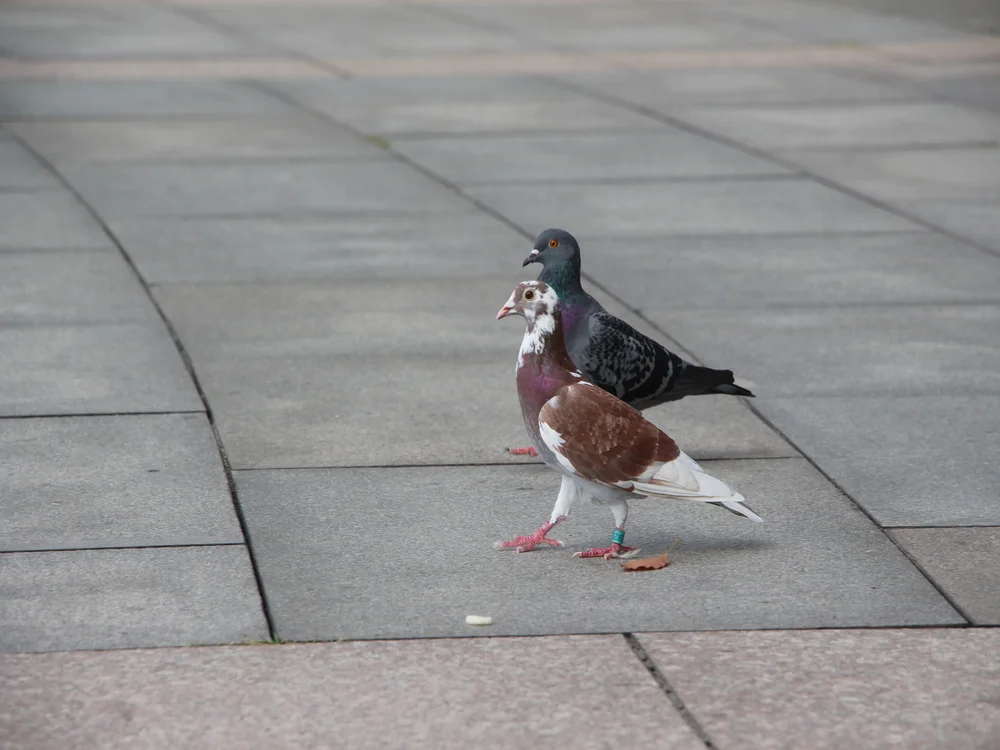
[[611, 528, 625, 545]]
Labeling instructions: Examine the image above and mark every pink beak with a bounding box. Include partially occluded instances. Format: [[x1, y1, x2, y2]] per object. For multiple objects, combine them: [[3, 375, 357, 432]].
[[496, 305, 514, 320]]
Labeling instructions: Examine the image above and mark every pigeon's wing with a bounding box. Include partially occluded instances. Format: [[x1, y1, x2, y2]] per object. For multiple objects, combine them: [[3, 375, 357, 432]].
[[576, 309, 685, 404], [537, 382, 690, 490]]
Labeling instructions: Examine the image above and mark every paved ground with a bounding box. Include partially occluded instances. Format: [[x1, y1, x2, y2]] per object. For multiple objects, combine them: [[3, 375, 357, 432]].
[[1, 0, 999, 747]]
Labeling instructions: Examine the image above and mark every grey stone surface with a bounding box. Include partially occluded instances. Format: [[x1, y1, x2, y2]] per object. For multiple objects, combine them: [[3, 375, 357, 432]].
[[890, 528, 1000, 625], [0, 140, 60, 189], [756, 397, 1000, 527], [641, 629, 1000, 750], [394, 128, 793, 185], [468, 178, 916, 237], [275, 76, 659, 135], [0, 414, 242, 552], [234, 458, 961, 641], [154, 278, 788, 467], [647, 304, 1000, 397], [0, 4, 261, 60], [0, 546, 268, 653], [200, 5, 532, 57], [581, 231, 1000, 308], [0, 322, 203, 416], [9, 118, 388, 163], [718, 0, 973, 43], [442, 3, 798, 50], [0, 81, 296, 119], [60, 160, 473, 218], [674, 102, 1000, 149], [110, 213, 527, 284], [0, 192, 109, 249], [558, 68, 919, 107], [153, 278, 537, 468], [897, 198, 1000, 253], [0, 637, 702, 749], [0, 251, 157, 324], [784, 146, 1000, 201]]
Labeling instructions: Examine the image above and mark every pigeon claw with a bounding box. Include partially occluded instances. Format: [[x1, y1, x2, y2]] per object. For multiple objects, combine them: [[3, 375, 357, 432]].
[[508, 446, 539, 457], [494, 518, 565, 553], [574, 543, 639, 560]]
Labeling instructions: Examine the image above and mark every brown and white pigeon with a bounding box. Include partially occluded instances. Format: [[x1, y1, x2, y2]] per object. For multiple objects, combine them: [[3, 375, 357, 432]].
[[496, 280, 761, 559]]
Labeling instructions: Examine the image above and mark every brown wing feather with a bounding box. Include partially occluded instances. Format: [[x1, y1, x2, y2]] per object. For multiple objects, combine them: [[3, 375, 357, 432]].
[[539, 383, 680, 486]]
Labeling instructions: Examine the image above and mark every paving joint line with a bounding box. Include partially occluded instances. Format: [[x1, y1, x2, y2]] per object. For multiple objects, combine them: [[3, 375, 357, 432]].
[[0, 542, 245, 555], [541, 75, 1000, 263], [6, 129, 280, 641], [0, 410, 205, 421], [150, 0, 353, 80], [623, 633, 717, 749]]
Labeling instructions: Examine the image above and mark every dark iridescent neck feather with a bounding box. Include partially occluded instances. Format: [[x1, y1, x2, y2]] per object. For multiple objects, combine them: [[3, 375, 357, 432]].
[[536, 257, 584, 304]]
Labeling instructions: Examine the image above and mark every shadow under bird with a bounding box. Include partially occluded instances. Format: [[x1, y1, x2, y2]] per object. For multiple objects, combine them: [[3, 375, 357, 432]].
[[509, 228, 754, 457], [497, 280, 761, 560]]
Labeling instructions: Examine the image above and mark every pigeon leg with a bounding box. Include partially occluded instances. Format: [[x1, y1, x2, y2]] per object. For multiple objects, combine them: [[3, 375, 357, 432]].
[[574, 500, 639, 560], [494, 476, 579, 553], [508, 446, 538, 457]]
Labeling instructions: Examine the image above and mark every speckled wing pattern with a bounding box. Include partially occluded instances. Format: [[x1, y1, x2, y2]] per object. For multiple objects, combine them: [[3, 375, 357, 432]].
[[574, 309, 686, 406], [537, 383, 680, 486]]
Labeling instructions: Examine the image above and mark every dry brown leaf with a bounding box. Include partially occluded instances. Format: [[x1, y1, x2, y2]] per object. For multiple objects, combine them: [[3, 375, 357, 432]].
[[620, 539, 681, 572]]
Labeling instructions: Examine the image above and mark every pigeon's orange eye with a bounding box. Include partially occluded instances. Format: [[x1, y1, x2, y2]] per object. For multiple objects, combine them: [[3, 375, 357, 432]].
[[548, 239, 559, 248], [523, 289, 535, 301]]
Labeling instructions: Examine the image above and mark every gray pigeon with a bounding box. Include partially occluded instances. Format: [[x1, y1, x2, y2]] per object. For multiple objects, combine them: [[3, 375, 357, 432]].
[[509, 228, 753, 456]]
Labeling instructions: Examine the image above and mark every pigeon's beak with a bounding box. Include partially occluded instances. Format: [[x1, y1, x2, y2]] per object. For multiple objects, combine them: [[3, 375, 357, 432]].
[[496, 304, 514, 320], [522, 248, 540, 267]]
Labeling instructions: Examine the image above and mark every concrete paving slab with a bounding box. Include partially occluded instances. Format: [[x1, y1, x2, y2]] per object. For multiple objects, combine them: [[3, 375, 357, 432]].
[[0, 3, 261, 60], [889, 528, 1000, 624], [9, 118, 387, 163], [647, 304, 1000, 397], [110, 213, 527, 283], [0, 192, 109, 250], [897, 198, 1000, 253], [640, 629, 1000, 750], [152, 278, 538, 468], [0, 322, 203, 416], [784, 146, 1000, 202], [236, 459, 961, 641], [558, 68, 919, 107], [468, 178, 916, 237], [717, 0, 973, 43], [581, 231, 1000, 308], [757, 396, 1000, 527], [0, 140, 60, 189], [274, 76, 659, 135], [0, 81, 296, 119], [674, 102, 1000, 149], [446, 3, 798, 51], [60, 160, 473, 217], [0, 637, 702, 750], [393, 129, 793, 185], [0, 414, 242, 552], [200, 5, 531, 58], [0, 546, 268, 653], [154, 278, 789, 467], [0, 251, 157, 324]]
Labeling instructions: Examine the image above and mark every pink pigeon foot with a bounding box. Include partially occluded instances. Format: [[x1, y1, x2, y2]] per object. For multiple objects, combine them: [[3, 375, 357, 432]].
[[494, 517, 565, 553], [508, 446, 538, 457], [574, 543, 639, 560]]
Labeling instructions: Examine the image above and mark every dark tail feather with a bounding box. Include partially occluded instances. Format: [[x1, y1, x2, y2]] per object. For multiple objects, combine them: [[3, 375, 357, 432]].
[[675, 365, 755, 398]]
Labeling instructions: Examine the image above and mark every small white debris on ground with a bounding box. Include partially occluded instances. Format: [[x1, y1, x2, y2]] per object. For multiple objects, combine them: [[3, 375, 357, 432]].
[[465, 615, 493, 626]]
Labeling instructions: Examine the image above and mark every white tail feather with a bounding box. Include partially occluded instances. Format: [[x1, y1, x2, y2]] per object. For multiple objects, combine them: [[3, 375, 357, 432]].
[[632, 458, 762, 522]]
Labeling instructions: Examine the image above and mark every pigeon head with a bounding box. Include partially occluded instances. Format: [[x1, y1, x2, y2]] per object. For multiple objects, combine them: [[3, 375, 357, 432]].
[[523, 228, 580, 269], [496, 280, 559, 324]]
